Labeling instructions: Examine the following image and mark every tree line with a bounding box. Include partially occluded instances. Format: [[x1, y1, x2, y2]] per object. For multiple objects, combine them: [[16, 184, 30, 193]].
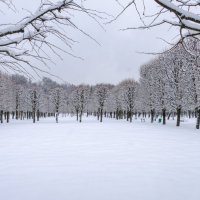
[[1, 38, 200, 129]]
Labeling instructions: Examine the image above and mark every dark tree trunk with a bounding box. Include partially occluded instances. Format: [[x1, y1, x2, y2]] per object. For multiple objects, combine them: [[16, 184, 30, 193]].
[[100, 108, 103, 122], [97, 108, 100, 121], [150, 109, 154, 123], [0, 110, 3, 123], [56, 106, 59, 123], [130, 111, 132, 123], [79, 110, 82, 123], [116, 109, 119, 120], [126, 110, 129, 121], [196, 108, 200, 129], [162, 109, 166, 125], [16, 110, 19, 120], [56, 113, 58, 123], [76, 110, 79, 121], [6, 112, 9, 123], [176, 107, 181, 127], [37, 110, 40, 121], [32, 90, 37, 123], [33, 112, 36, 123]]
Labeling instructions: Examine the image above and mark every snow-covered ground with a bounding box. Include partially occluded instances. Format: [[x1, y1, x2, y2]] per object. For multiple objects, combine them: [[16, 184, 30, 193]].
[[0, 116, 200, 200]]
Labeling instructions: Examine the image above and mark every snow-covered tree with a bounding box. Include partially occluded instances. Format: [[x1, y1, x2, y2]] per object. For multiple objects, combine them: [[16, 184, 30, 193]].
[[94, 84, 113, 122], [140, 63, 157, 123], [50, 87, 65, 123], [184, 38, 200, 129], [0, 1, 101, 74], [120, 0, 200, 44], [26, 84, 44, 123], [163, 45, 191, 126], [69, 85, 90, 122], [117, 79, 138, 122]]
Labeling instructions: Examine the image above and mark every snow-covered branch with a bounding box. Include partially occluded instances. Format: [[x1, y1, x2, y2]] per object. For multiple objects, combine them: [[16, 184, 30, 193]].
[[120, 0, 200, 42], [0, 0, 102, 76]]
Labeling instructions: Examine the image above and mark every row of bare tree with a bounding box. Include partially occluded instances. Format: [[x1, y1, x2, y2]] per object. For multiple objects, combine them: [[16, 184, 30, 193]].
[[1, 41, 200, 130]]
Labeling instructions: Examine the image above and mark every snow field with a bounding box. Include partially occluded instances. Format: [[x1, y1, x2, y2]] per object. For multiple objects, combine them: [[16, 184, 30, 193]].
[[0, 117, 200, 200]]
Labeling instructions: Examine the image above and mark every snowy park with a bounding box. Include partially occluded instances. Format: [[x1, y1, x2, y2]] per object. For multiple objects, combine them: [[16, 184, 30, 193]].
[[0, 116, 200, 200], [1, 0, 200, 200]]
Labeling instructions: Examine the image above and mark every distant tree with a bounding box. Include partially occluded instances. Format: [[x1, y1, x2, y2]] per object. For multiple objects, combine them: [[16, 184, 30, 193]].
[[77, 85, 90, 123], [14, 85, 24, 120], [118, 79, 138, 122], [94, 84, 113, 122], [0, 73, 14, 123], [70, 88, 80, 121], [26, 85, 44, 123], [50, 87, 65, 123], [69, 85, 90, 122]]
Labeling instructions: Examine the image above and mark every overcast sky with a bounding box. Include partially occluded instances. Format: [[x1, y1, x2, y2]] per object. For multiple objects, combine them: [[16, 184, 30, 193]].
[[1, 0, 177, 85]]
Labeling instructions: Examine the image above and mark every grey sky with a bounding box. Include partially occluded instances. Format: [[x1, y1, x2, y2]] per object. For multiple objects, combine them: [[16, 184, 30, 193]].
[[1, 0, 177, 85]]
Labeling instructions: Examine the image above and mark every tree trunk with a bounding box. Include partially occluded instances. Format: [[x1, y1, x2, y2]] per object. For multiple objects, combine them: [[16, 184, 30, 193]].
[[100, 108, 103, 122], [116, 109, 119, 120], [167, 112, 171, 120], [32, 112, 35, 123], [16, 95, 19, 120], [176, 107, 181, 127], [196, 108, 200, 129], [97, 108, 100, 120], [37, 110, 40, 121], [79, 110, 82, 123], [76, 110, 79, 121], [6, 112, 9, 123], [0, 110, 3, 123], [130, 110, 132, 123], [56, 113, 58, 123], [150, 109, 154, 123], [126, 110, 129, 121], [32, 90, 37, 123], [162, 109, 166, 125]]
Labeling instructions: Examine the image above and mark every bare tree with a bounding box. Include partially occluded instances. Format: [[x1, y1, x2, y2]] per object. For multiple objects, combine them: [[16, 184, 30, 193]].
[[77, 85, 90, 123], [118, 79, 138, 122], [184, 38, 200, 129], [50, 87, 65, 123], [118, 0, 200, 43], [0, 0, 101, 76], [94, 84, 113, 122]]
